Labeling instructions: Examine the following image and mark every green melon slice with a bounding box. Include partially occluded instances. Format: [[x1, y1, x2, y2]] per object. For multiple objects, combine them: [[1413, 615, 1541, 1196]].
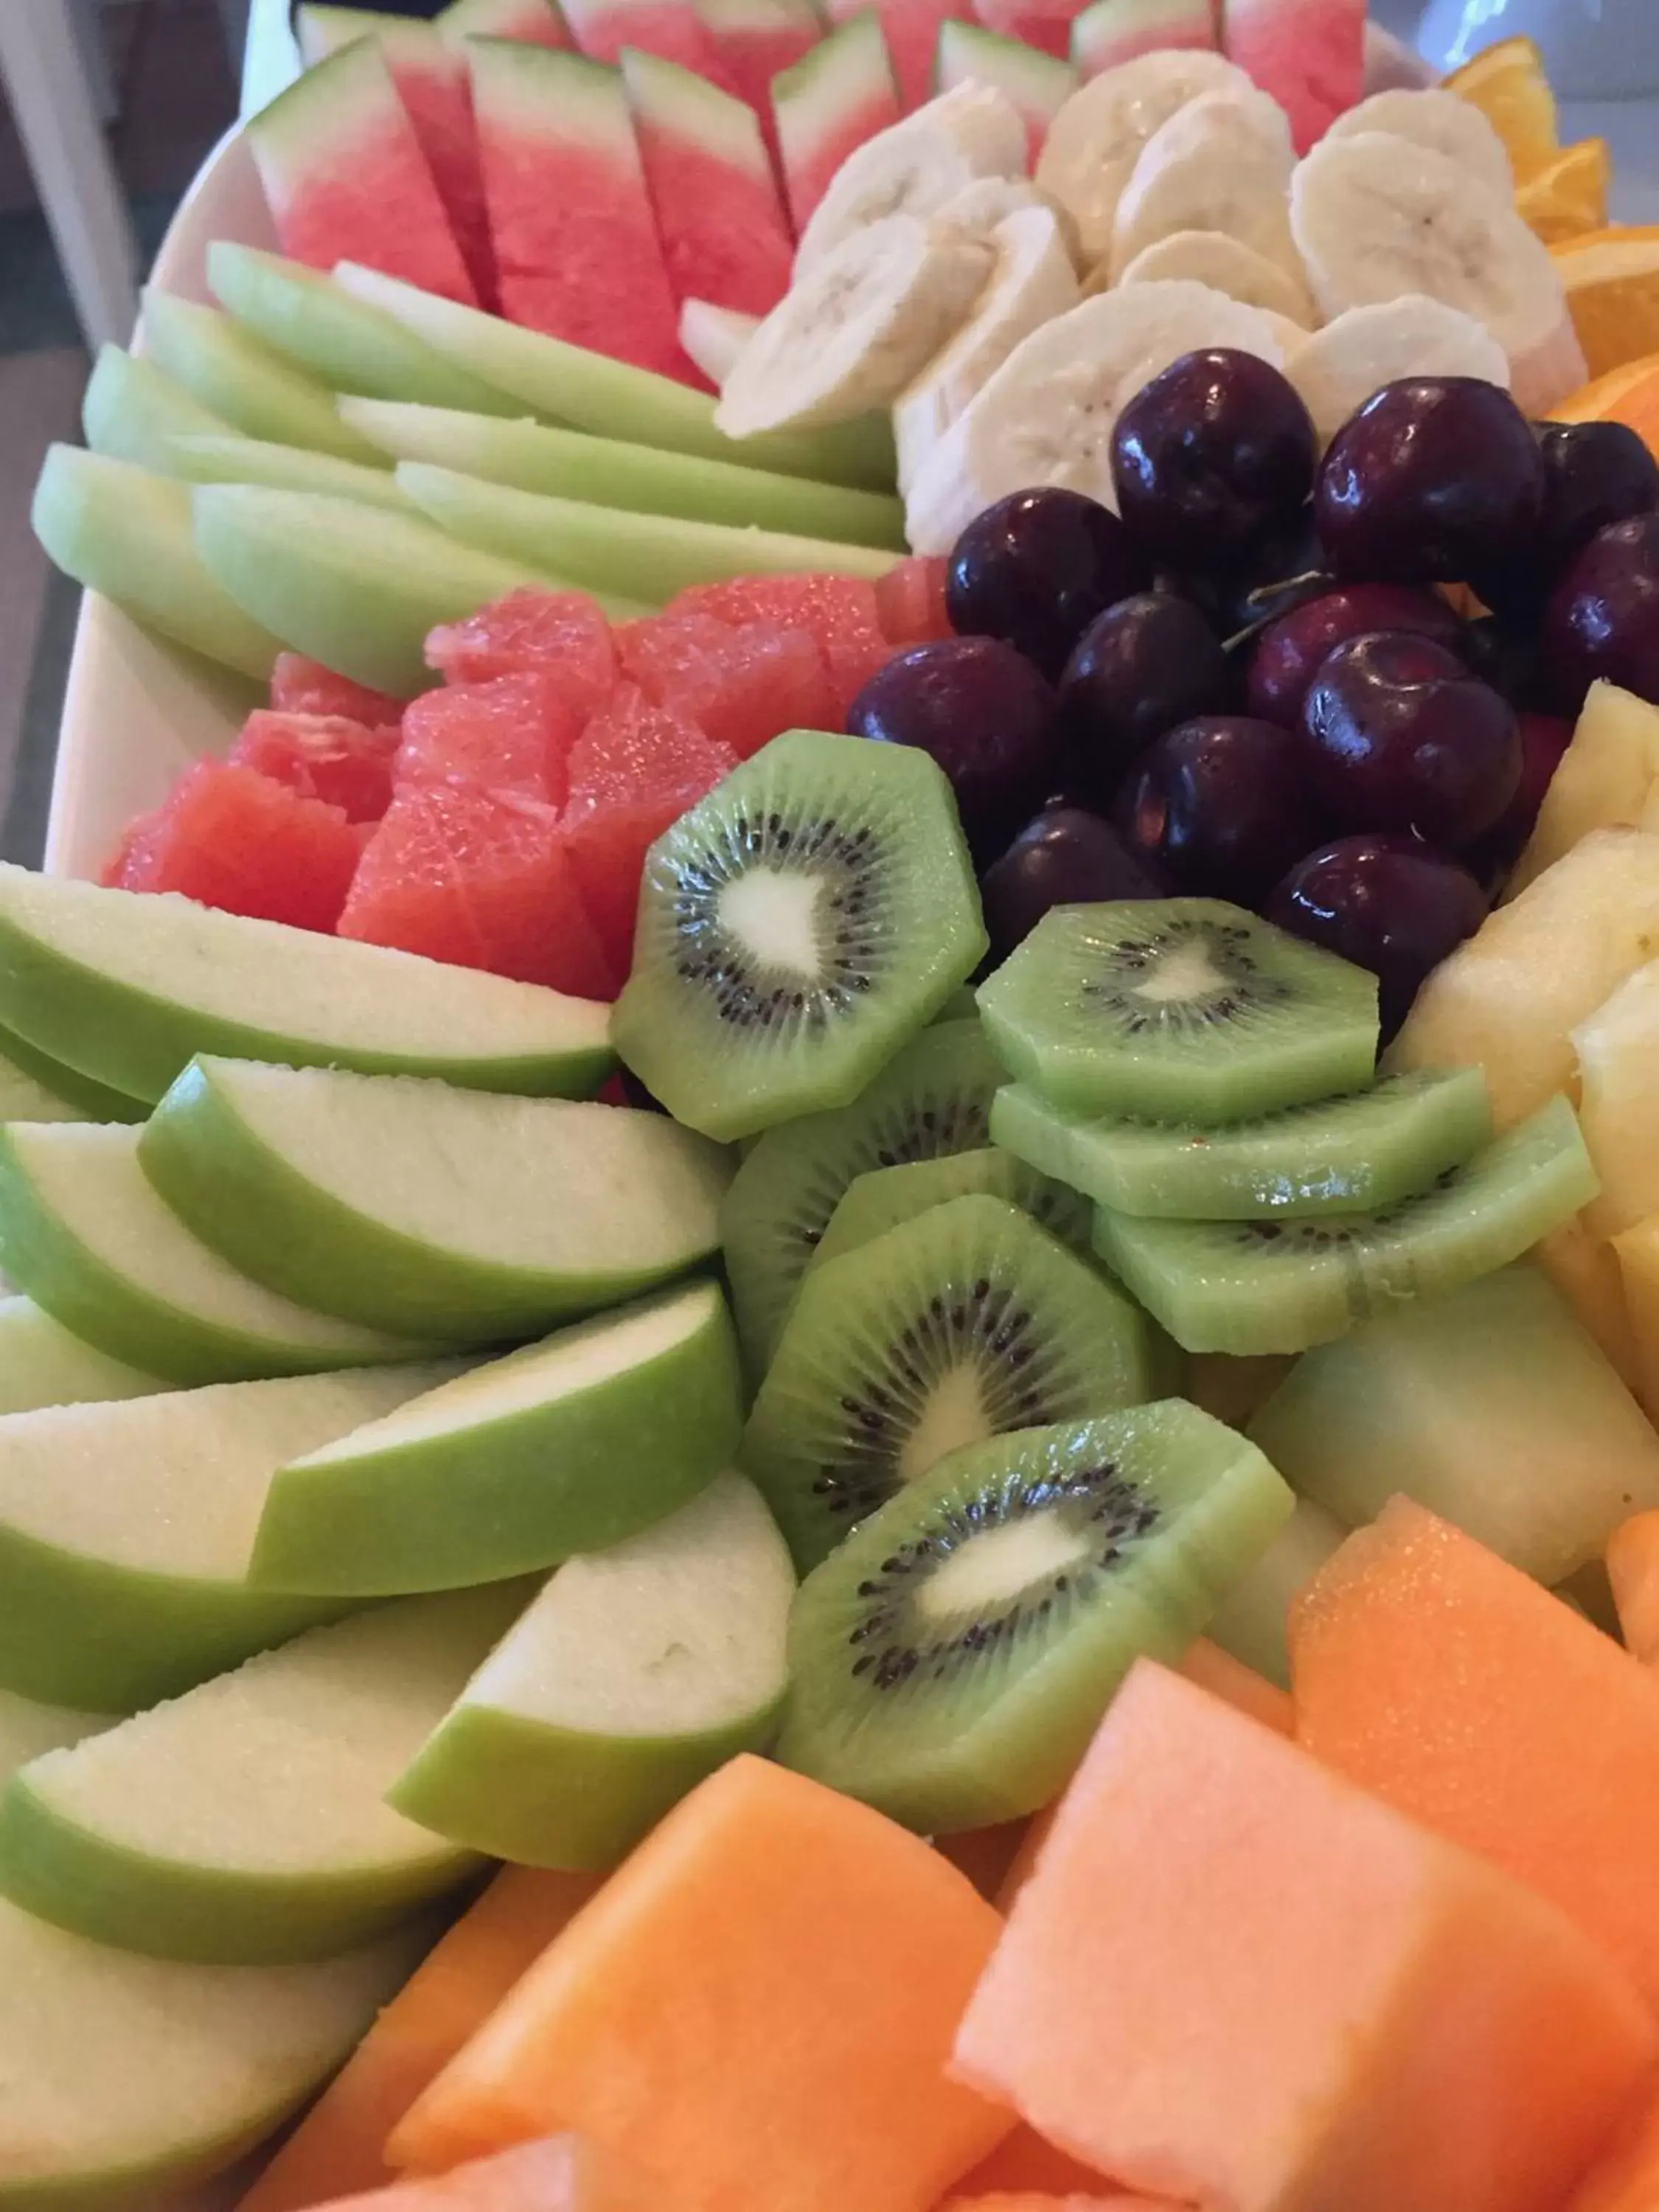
[[140, 291, 386, 463], [80, 347, 231, 476], [164, 434, 414, 511]]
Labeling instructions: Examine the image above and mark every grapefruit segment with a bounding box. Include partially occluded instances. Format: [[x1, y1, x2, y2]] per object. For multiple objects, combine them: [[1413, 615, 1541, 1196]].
[[954, 1657, 1658, 2212], [671, 571, 891, 716], [875, 554, 953, 645], [387, 1755, 1013, 2207], [1220, 0, 1365, 152], [426, 587, 619, 717], [394, 674, 582, 806], [613, 611, 838, 756], [271, 653, 405, 725], [231, 712, 403, 824], [1606, 1509, 1659, 1663], [107, 762, 366, 935], [771, 10, 902, 232]]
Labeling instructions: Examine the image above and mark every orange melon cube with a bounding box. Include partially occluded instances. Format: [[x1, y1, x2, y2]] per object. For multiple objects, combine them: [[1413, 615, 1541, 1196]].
[[953, 1659, 1656, 2212], [1175, 1638, 1293, 1734], [1606, 1509, 1659, 1660], [1571, 2089, 1659, 2211], [942, 2196, 1172, 2210], [240, 1868, 604, 2212], [391, 1755, 1013, 2212], [933, 1823, 1033, 1903], [951, 2127, 1116, 2199], [287, 2138, 636, 2212], [1293, 1496, 1659, 2008]]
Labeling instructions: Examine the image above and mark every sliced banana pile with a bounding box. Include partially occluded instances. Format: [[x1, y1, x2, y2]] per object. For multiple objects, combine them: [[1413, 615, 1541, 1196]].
[[1287, 295, 1512, 447]]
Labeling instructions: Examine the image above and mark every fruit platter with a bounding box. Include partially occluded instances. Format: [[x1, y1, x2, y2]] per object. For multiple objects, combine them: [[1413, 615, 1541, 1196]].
[[22, 2, 1659, 2208]]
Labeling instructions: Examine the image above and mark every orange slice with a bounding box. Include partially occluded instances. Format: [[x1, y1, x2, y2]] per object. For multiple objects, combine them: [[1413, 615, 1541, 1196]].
[[1445, 35, 1559, 180], [1548, 355, 1659, 426], [1517, 139, 1610, 246], [1551, 231, 1659, 380]]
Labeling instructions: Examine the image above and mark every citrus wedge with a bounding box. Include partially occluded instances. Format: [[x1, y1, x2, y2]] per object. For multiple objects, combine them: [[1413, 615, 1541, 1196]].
[[1517, 139, 1610, 246], [1444, 35, 1557, 181], [1549, 354, 1659, 428], [1551, 230, 1659, 380]]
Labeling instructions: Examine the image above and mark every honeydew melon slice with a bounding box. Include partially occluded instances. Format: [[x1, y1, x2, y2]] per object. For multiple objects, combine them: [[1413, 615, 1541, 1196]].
[[0, 1692, 112, 1787], [31, 448, 282, 684], [0, 864, 614, 1105], [398, 465, 897, 602], [0, 1902, 425, 2211], [333, 260, 900, 490], [80, 346, 230, 475], [0, 1363, 457, 1712], [340, 399, 906, 548], [251, 1279, 742, 1594], [206, 243, 526, 416], [140, 290, 386, 465], [164, 434, 415, 513], [0, 1297, 165, 1415], [140, 1060, 734, 1340], [0, 1124, 434, 1387], [0, 1584, 529, 1964], [390, 1472, 793, 1867]]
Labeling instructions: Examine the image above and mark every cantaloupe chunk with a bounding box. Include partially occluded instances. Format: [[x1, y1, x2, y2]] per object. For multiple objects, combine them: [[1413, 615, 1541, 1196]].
[[953, 1659, 1657, 2212], [1175, 1637, 1293, 1734], [1293, 1497, 1659, 2008], [1604, 1510, 1659, 1662], [950, 2131, 1118, 2199], [239, 1866, 602, 2212], [389, 1754, 1013, 2211], [281, 2137, 639, 2212], [942, 2194, 1170, 2209], [933, 1823, 1033, 1903], [1571, 2089, 1659, 2211]]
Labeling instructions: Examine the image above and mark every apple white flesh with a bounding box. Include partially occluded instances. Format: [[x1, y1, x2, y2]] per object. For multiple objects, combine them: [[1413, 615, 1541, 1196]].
[[0, 865, 614, 1103], [0, 1691, 112, 1788], [391, 1473, 793, 1867], [0, 1036, 121, 1125], [140, 1059, 734, 1340], [0, 1363, 458, 1713], [0, 1123, 437, 1385], [80, 346, 231, 476], [164, 433, 416, 513], [139, 289, 386, 465], [0, 1901, 425, 2211], [0, 1295, 165, 1415]]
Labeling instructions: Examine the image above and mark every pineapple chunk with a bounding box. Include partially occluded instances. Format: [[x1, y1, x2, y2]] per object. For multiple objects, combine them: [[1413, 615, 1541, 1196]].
[[1388, 827, 1659, 1127], [1614, 1217, 1659, 1423], [1573, 959, 1659, 1240], [1537, 1214, 1645, 1396], [1512, 682, 1659, 894]]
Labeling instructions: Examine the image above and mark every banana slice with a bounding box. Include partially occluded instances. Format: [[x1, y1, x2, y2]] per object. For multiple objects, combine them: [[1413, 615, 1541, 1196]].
[[893, 205, 1082, 495], [1325, 88, 1513, 201], [1035, 49, 1253, 271], [904, 278, 1287, 554], [717, 214, 995, 438], [1290, 132, 1587, 415], [793, 84, 1029, 275], [678, 299, 760, 390], [933, 177, 1071, 256], [1107, 90, 1298, 287], [1286, 294, 1512, 447], [1109, 229, 1316, 326]]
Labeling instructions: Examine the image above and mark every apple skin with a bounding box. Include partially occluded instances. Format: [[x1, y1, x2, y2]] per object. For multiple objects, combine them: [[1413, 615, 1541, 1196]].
[[0, 1298, 164, 1417], [0, 1027, 142, 1123]]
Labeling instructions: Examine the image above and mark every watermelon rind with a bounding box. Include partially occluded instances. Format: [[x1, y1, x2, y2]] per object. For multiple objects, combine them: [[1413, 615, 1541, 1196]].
[[333, 259, 899, 488], [936, 17, 1076, 111], [467, 35, 638, 154], [437, 0, 572, 45], [164, 435, 416, 514], [695, 0, 821, 33], [32, 448, 282, 684], [141, 289, 386, 464], [81, 347, 231, 478], [342, 399, 904, 546], [296, 1, 450, 63], [1071, 0, 1216, 74], [772, 9, 900, 182], [622, 45, 773, 181]]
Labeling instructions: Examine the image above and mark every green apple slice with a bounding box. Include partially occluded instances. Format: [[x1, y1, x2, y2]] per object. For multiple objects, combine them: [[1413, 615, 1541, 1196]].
[[164, 434, 414, 513], [140, 290, 386, 464], [207, 242, 527, 417], [80, 345, 231, 475], [0, 1023, 143, 1121], [0, 1124, 437, 1386], [0, 863, 614, 1103], [0, 1584, 528, 1965], [31, 447, 282, 684], [389, 1473, 793, 1867], [141, 1060, 734, 1340], [333, 260, 898, 490], [0, 1363, 456, 1713], [252, 1279, 741, 1594], [0, 1691, 112, 1788], [0, 1902, 425, 2211], [340, 400, 906, 549], [0, 1296, 165, 1415]]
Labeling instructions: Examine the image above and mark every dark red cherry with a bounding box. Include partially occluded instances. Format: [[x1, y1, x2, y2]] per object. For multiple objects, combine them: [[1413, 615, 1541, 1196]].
[[1115, 716, 1325, 906], [1463, 711, 1574, 887], [1473, 419, 1659, 619], [1246, 584, 1464, 728], [1542, 512, 1659, 715], [1267, 835, 1488, 1037], [1055, 591, 1235, 800], [945, 489, 1152, 679], [980, 807, 1168, 965]]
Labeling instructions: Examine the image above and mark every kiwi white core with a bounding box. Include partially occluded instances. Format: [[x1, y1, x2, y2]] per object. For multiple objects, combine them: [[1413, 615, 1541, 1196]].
[[918, 1515, 1096, 1621], [898, 1364, 990, 1484], [717, 868, 825, 977], [1139, 939, 1227, 1004]]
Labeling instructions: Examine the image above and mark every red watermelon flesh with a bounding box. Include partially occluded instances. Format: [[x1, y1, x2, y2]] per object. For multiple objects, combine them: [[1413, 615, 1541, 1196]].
[[695, 0, 822, 179], [824, 0, 964, 110], [561, 0, 737, 87], [771, 10, 902, 232], [246, 40, 478, 306], [672, 573, 891, 718], [622, 51, 793, 318], [1221, 0, 1364, 151], [229, 710, 402, 823], [394, 672, 581, 806], [339, 782, 615, 996], [437, 0, 574, 47], [875, 554, 953, 646], [560, 684, 740, 977], [425, 588, 619, 718], [270, 652, 404, 726], [467, 41, 697, 383], [616, 612, 838, 756], [934, 18, 1076, 154], [105, 761, 365, 934], [1071, 0, 1217, 76], [970, 0, 1085, 60]]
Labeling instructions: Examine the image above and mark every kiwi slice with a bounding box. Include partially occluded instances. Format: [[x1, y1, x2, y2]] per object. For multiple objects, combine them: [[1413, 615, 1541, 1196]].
[[720, 1019, 1005, 1377], [741, 1192, 1155, 1569], [612, 731, 987, 1144], [977, 900, 1379, 1124], [991, 1068, 1493, 1220], [777, 1400, 1295, 1832], [805, 1150, 1092, 1280], [1091, 1094, 1599, 1356]]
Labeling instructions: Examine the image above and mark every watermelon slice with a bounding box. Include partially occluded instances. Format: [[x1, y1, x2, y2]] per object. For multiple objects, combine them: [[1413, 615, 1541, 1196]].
[[694, 0, 822, 175], [669, 572, 891, 717], [425, 588, 619, 718], [934, 18, 1076, 156], [105, 761, 366, 934], [615, 612, 839, 755], [246, 42, 478, 307], [824, 0, 965, 110], [270, 652, 405, 725], [339, 782, 616, 996], [622, 52, 793, 319], [1221, 0, 1363, 152], [467, 41, 698, 384], [394, 672, 582, 805], [678, 299, 761, 388], [874, 554, 952, 645], [229, 710, 403, 822], [562, 0, 737, 86], [560, 686, 740, 978], [969, 0, 1083, 61], [1070, 0, 1217, 74], [293, 7, 497, 307], [771, 11, 902, 234], [437, 0, 573, 46]]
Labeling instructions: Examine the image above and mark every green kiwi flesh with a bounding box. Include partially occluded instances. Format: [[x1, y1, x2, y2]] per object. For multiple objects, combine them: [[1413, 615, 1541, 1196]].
[[719, 1019, 1005, 1378], [805, 1149, 1091, 1280], [741, 1192, 1155, 1571], [990, 1067, 1493, 1220], [777, 1399, 1295, 1832], [613, 731, 987, 1143], [977, 900, 1380, 1124], [1091, 1094, 1598, 1356]]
